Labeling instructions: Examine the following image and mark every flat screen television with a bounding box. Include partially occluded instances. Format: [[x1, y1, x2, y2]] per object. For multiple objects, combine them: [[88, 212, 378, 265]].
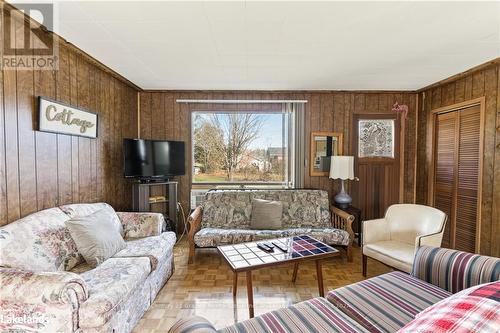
[[123, 138, 185, 180]]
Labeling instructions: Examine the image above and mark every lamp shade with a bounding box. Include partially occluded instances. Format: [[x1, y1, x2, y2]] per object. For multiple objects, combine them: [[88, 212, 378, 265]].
[[329, 156, 355, 180]]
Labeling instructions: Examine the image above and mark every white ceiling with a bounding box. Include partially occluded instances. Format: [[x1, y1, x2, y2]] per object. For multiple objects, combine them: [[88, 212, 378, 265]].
[[47, 1, 500, 90]]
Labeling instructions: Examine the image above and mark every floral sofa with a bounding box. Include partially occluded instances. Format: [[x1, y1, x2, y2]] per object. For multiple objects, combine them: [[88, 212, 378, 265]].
[[0, 203, 176, 333], [169, 246, 500, 333], [187, 190, 355, 263]]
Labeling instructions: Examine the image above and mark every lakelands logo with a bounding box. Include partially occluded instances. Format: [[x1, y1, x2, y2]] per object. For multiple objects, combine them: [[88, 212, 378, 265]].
[[0, 313, 49, 326], [1, 2, 58, 70]]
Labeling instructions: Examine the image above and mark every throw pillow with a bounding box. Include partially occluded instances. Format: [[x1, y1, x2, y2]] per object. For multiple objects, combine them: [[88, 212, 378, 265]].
[[60, 203, 124, 236], [250, 199, 283, 230], [66, 208, 126, 268], [397, 281, 500, 333]]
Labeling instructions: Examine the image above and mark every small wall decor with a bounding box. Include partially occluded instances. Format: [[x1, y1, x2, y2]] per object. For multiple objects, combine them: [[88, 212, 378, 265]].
[[310, 131, 343, 177], [392, 102, 408, 119], [38, 97, 98, 138], [358, 119, 394, 158]]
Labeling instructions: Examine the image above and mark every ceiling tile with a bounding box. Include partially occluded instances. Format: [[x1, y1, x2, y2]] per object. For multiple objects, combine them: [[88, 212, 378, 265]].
[[47, 1, 500, 90]]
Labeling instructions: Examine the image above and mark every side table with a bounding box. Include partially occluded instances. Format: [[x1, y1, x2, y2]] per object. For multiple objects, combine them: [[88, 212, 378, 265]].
[[335, 205, 362, 246]]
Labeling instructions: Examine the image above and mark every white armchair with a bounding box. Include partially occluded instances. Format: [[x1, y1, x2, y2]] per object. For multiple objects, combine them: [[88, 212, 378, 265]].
[[362, 204, 446, 275]]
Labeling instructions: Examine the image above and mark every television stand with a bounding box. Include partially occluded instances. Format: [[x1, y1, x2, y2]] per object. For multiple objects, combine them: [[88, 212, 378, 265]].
[[131, 181, 178, 233], [138, 178, 171, 184]]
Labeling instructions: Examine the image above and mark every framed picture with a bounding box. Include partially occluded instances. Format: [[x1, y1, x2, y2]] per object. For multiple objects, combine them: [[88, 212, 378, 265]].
[[358, 119, 394, 158], [38, 96, 98, 138], [309, 131, 344, 176]]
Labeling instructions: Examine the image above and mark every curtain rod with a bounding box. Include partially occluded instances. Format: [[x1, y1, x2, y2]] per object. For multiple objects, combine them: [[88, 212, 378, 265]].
[[176, 99, 308, 104]]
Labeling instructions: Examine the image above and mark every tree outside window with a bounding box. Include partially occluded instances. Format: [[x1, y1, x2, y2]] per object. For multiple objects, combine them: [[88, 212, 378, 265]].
[[193, 112, 290, 184]]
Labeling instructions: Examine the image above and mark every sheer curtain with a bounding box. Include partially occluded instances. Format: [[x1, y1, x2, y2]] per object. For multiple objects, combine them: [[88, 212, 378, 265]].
[[284, 102, 305, 188]]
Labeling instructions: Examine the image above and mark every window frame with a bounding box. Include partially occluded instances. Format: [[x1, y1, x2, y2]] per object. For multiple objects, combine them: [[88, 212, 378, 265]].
[[191, 110, 295, 188]]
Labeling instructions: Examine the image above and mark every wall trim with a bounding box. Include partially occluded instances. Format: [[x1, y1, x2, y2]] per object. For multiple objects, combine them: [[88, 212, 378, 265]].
[[417, 58, 500, 93], [149, 89, 415, 94], [137, 92, 141, 138]]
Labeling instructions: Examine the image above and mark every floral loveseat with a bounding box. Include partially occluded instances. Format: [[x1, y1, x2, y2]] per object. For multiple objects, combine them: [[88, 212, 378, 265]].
[[0, 203, 176, 333], [170, 246, 500, 333], [188, 190, 354, 263]]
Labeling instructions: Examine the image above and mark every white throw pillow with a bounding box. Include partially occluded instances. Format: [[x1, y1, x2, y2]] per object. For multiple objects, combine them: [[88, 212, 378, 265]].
[[250, 199, 283, 230], [66, 208, 126, 268]]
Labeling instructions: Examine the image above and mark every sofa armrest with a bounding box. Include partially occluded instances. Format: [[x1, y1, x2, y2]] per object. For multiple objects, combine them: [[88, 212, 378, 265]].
[[416, 232, 444, 248], [415, 215, 446, 248], [362, 218, 390, 246], [168, 316, 217, 333], [117, 212, 166, 238], [412, 246, 500, 293], [187, 207, 203, 264], [187, 207, 203, 241], [330, 206, 355, 244], [0, 268, 88, 332], [0, 268, 88, 305]]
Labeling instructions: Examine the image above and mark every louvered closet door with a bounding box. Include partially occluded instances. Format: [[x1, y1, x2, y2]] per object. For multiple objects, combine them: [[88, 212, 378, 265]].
[[434, 112, 457, 248], [455, 106, 481, 252], [433, 105, 481, 252]]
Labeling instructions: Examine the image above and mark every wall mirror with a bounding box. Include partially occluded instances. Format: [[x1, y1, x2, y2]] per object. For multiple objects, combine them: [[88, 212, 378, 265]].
[[310, 131, 344, 176]]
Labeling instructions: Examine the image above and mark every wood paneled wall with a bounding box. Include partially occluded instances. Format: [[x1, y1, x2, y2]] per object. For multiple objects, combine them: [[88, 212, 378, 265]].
[[417, 59, 500, 257], [416, 60, 500, 256], [0, 6, 139, 226], [139, 91, 418, 227]]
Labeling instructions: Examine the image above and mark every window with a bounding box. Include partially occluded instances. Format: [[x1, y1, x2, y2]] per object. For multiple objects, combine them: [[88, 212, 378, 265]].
[[192, 108, 300, 188]]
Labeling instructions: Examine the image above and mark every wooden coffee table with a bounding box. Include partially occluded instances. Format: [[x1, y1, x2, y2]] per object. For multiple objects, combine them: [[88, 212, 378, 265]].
[[218, 235, 339, 318]]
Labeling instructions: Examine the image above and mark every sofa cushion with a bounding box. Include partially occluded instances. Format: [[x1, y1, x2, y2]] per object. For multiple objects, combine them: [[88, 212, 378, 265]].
[[0, 207, 83, 272], [66, 209, 126, 268], [60, 202, 124, 236], [201, 190, 331, 229], [326, 271, 451, 333], [77, 257, 151, 328], [114, 232, 176, 271], [398, 281, 500, 333], [363, 240, 416, 273], [219, 297, 369, 333], [194, 227, 350, 248], [250, 199, 283, 230]]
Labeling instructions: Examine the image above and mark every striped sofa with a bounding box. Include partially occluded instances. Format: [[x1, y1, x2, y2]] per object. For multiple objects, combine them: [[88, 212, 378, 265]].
[[168, 246, 500, 333]]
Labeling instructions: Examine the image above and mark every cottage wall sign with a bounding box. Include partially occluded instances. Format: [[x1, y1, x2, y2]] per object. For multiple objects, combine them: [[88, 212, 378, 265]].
[[38, 96, 98, 138]]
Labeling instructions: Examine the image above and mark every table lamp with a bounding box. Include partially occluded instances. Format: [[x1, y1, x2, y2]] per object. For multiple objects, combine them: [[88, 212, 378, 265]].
[[329, 156, 355, 208]]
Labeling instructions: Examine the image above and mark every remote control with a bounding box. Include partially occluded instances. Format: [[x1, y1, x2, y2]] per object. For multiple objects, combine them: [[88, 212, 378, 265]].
[[257, 243, 273, 252], [272, 241, 288, 252], [263, 242, 274, 249]]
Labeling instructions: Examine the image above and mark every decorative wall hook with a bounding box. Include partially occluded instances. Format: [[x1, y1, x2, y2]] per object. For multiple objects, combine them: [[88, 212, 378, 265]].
[[392, 102, 408, 119]]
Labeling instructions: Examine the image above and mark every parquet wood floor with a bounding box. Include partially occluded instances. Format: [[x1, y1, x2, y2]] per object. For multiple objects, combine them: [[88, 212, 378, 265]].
[[132, 240, 391, 333]]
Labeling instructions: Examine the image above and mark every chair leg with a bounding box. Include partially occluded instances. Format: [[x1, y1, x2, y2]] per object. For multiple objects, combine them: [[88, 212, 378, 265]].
[[346, 244, 353, 262], [362, 254, 367, 277], [292, 263, 299, 283], [188, 243, 195, 264]]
